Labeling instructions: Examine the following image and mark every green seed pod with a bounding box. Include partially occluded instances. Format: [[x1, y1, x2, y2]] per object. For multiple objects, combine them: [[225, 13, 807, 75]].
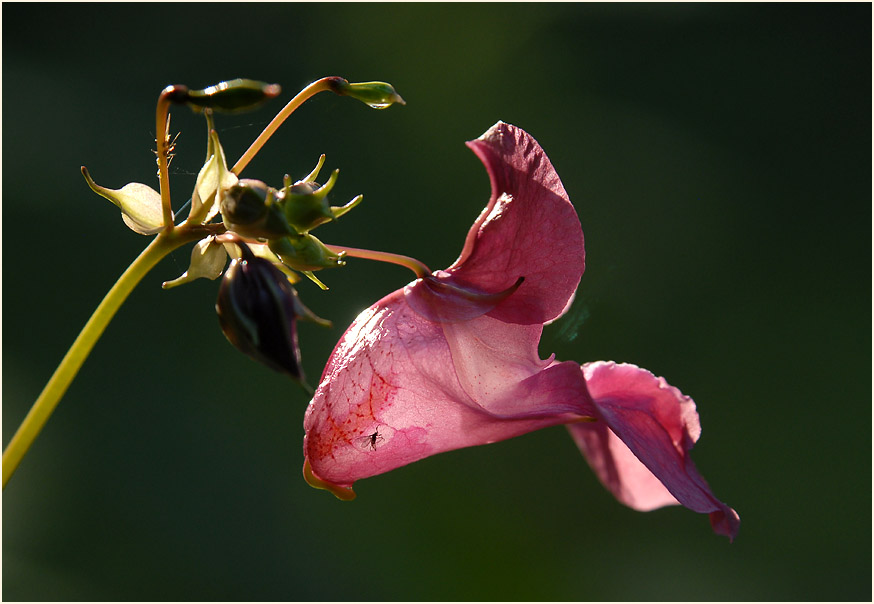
[[281, 173, 336, 234], [279, 169, 363, 234], [221, 179, 293, 239], [268, 233, 345, 272], [326, 78, 406, 109], [185, 79, 281, 113]]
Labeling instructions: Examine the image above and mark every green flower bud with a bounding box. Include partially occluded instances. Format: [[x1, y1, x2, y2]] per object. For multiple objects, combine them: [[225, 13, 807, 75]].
[[279, 169, 364, 234], [184, 79, 281, 113], [221, 179, 293, 239], [268, 233, 346, 272], [216, 244, 325, 387], [281, 169, 337, 233], [326, 78, 406, 109]]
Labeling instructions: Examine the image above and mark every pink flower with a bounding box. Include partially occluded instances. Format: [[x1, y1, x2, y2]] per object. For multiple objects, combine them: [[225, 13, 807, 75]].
[[303, 122, 739, 540]]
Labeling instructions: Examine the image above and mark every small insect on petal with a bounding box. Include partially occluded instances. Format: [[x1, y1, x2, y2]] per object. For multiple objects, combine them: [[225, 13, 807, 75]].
[[358, 427, 385, 451]]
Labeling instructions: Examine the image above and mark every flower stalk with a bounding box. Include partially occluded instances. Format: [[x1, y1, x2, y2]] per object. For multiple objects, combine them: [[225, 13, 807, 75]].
[[1, 225, 221, 487], [232, 77, 337, 175], [155, 85, 187, 229], [324, 244, 431, 278]]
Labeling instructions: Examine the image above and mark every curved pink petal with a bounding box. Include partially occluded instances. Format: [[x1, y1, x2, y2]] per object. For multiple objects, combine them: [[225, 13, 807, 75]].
[[404, 122, 585, 326], [569, 361, 740, 541], [303, 290, 594, 491]]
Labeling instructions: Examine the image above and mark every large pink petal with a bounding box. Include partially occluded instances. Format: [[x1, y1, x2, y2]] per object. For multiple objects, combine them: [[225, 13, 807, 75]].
[[569, 361, 740, 541], [303, 291, 594, 492], [410, 122, 585, 326]]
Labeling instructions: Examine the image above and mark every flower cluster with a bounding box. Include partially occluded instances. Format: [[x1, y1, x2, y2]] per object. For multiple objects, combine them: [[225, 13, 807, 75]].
[[73, 77, 738, 540], [81, 78, 405, 389]]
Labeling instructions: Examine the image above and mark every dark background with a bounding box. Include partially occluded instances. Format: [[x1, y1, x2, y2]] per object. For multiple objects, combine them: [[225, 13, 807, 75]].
[[3, 3, 870, 601]]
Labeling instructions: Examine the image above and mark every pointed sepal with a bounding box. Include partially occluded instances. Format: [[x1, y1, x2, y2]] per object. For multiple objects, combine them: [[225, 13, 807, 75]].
[[162, 237, 228, 289], [190, 130, 239, 225], [81, 166, 169, 234]]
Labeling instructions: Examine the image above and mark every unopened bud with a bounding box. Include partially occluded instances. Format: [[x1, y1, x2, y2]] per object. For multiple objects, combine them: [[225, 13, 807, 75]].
[[216, 244, 322, 386], [268, 233, 346, 272], [280, 169, 339, 233], [184, 79, 281, 113], [221, 179, 293, 239], [326, 78, 406, 109]]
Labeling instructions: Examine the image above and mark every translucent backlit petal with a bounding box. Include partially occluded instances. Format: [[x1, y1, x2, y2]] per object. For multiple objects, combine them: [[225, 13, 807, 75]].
[[572, 362, 739, 540]]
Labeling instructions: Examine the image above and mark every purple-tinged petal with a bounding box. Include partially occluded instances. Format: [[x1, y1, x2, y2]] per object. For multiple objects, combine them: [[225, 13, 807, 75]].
[[404, 122, 585, 326], [303, 291, 594, 492], [568, 411, 680, 512], [568, 361, 740, 541]]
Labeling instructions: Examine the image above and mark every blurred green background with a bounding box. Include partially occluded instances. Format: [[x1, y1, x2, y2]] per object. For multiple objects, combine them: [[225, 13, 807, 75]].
[[3, 3, 870, 601]]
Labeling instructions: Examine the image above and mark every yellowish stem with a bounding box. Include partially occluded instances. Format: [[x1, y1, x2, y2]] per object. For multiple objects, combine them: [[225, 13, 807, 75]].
[[231, 77, 339, 175], [1, 227, 212, 488]]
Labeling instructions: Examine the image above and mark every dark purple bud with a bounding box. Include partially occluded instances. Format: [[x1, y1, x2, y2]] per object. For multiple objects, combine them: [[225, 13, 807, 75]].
[[216, 244, 310, 387]]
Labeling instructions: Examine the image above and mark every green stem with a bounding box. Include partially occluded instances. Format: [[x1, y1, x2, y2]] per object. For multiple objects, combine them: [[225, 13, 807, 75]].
[[2, 228, 206, 488]]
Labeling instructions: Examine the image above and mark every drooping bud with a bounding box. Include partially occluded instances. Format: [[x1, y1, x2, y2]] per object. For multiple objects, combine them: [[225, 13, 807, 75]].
[[326, 78, 406, 109], [216, 243, 325, 388], [183, 79, 281, 113], [220, 179, 293, 239]]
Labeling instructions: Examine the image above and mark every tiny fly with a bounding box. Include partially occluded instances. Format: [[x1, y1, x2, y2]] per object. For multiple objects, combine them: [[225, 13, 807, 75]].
[[361, 428, 384, 451]]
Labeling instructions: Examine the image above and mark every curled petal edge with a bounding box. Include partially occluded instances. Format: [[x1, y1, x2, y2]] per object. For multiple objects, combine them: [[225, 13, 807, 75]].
[[404, 273, 524, 323], [303, 458, 356, 501], [574, 361, 740, 541]]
